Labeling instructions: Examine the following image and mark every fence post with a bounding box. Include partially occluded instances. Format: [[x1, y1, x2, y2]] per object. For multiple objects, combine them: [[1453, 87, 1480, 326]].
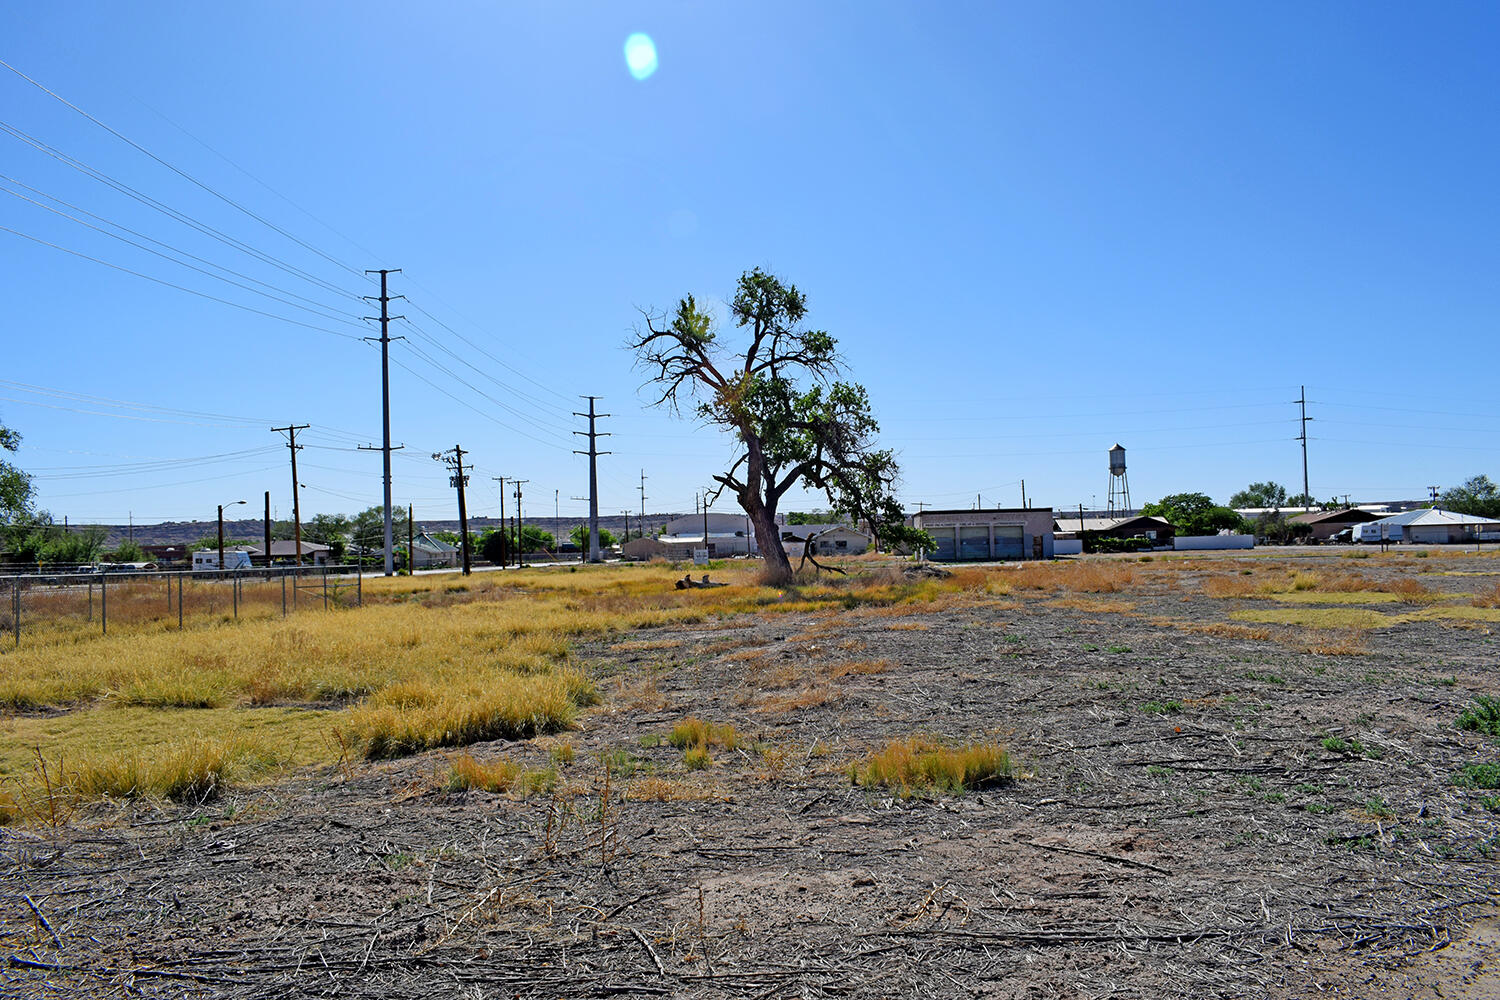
[[322, 566, 328, 611], [100, 572, 107, 636], [179, 572, 184, 630], [232, 568, 239, 619], [88, 579, 93, 623], [11, 582, 18, 648], [357, 561, 362, 607], [281, 572, 287, 617]]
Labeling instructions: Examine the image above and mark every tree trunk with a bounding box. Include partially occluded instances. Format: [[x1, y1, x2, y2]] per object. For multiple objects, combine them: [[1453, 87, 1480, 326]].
[[747, 503, 793, 584]]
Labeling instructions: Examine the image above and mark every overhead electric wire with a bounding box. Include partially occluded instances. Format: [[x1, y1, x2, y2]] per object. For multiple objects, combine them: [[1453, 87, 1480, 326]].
[[0, 224, 364, 341], [1, 173, 368, 325], [397, 339, 569, 442], [0, 57, 369, 282], [401, 294, 574, 404], [0, 118, 360, 304], [2, 181, 369, 330], [28, 445, 281, 480], [387, 355, 566, 448], [398, 315, 572, 417]]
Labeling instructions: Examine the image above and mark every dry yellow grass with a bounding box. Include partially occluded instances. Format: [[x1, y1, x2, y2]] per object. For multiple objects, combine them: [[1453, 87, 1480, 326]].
[[669, 716, 742, 751], [445, 753, 556, 796], [625, 776, 729, 801], [829, 658, 893, 679], [851, 737, 1014, 795]]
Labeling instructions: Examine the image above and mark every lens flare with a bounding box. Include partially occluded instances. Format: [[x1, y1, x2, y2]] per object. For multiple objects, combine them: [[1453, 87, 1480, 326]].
[[624, 33, 658, 80]]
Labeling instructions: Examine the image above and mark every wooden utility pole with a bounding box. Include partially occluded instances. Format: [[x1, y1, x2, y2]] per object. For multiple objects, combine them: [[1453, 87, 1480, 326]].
[[272, 424, 309, 565], [434, 446, 472, 575], [360, 268, 405, 576], [407, 503, 414, 573], [492, 477, 507, 566], [572, 396, 610, 563], [638, 470, 648, 539]]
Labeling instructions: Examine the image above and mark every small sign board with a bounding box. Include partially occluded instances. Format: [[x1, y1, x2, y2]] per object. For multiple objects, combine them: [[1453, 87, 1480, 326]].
[[692, 548, 710, 565]]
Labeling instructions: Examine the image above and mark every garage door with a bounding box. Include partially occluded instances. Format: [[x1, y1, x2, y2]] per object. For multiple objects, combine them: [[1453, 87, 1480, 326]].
[[927, 527, 956, 561], [993, 525, 1024, 560], [959, 526, 990, 561]]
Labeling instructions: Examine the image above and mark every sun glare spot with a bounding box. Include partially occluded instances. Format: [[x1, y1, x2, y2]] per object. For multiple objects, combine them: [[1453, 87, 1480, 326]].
[[624, 33, 658, 81]]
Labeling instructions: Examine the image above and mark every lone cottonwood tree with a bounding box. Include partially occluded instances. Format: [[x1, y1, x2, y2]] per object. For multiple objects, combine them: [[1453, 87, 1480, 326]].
[[632, 268, 920, 584]]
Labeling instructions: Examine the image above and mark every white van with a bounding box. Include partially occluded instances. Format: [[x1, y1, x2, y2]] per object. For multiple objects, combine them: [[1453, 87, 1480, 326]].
[[193, 549, 253, 571]]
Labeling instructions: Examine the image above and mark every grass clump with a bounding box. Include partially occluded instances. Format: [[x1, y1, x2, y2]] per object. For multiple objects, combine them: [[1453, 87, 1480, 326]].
[[1456, 696, 1500, 737], [851, 737, 1014, 796], [669, 717, 741, 751], [1141, 700, 1183, 714], [66, 736, 280, 804], [683, 746, 713, 770], [446, 753, 556, 795], [343, 669, 589, 759]]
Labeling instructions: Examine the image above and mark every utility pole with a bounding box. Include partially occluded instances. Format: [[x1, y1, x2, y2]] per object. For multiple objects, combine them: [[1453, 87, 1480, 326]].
[[263, 491, 271, 567], [360, 268, 405, 576], [1295, 385, 1312, 506], [512, 479, 530, 567], [702, 490, 711, 557], [1428, 486, 1441, 504], [1020, 480, 1026, 509], [638, 470, 648, 539], [407, 503, 414, 573], [572, 396, 610, 563], [498, 479, 516, 566], [434, 445, 472, 575], [272, 424, 309, 565], [554, 489, 560, 552]]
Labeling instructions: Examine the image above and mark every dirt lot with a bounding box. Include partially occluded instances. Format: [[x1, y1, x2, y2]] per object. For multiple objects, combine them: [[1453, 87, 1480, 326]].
[[5, 551, 1500, 998]]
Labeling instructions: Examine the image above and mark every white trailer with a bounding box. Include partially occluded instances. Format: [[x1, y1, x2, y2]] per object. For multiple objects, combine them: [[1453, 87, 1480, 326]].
[[193, 549, 253, 571]]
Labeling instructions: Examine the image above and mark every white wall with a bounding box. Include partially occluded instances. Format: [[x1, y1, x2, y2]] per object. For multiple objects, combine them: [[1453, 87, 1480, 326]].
[[1173, 534, 1255, 551]]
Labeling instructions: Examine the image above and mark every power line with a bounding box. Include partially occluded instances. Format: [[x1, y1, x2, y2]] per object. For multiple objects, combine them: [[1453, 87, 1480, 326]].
[[0, 224, 364, 340], [1, 174, 367, 325], [1, 180, 368, 329], [0, 57, 368, 281], [0, 118, 360, 303]]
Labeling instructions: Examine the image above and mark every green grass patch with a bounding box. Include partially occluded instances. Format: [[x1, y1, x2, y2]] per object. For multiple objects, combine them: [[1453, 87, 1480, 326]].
[[1456, 696, 1500, 738]]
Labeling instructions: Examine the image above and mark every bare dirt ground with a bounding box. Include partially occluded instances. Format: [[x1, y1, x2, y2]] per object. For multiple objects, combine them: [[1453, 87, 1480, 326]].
[[5, 552, 1500, 998]]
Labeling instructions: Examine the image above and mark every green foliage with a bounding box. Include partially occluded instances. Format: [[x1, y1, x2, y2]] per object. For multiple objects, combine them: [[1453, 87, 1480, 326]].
[[785, 510, 832, 525], [109, 539, 148, 563], [1440, 475, 1500, 519], [303, 513, 351, 562], [1229, 481, 1289, 508], [568, 524, 616, 550], [1083, 533, 1152, 553], [1453, 763, 1500, 789], [631, 268, 913, 581], [1141, 493, 1247, 537], [0, 423, 34, 534], [1457, 696, 1500, 738], [10, 522, 107, 564], [351, 505, 410, 554]]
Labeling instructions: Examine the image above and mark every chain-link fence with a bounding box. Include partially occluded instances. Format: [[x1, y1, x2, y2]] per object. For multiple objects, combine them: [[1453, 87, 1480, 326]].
[[0, 565, 362, 648]]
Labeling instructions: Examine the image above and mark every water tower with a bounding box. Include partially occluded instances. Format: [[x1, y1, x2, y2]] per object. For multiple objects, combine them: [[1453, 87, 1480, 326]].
[[1106, 443, 1131, 518]]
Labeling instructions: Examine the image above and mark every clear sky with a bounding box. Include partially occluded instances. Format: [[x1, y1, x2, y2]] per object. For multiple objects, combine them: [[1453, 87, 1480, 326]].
[[1, 2, 1496, 530]]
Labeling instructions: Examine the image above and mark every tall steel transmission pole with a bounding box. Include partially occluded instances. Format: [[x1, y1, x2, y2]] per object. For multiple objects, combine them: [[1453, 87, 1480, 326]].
[[572, 396, 611, 563], [360, 269, 404, 576], [272, 424, 309, 565], [1295, 385, 1313, 506]]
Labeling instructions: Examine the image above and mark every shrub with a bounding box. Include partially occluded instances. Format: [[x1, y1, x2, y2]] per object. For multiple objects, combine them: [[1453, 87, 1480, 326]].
[[1457, 696, 1500, 737], [851, 737, 1014, 795], [1453, 763, 1500, 789]]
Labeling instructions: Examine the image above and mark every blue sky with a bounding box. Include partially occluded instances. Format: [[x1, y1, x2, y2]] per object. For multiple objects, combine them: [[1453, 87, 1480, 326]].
[[1, 2, 1496, 530]]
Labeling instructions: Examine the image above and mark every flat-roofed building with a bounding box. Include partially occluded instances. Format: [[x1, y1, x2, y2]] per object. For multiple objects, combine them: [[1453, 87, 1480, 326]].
[[911, 508, 1054, 562]]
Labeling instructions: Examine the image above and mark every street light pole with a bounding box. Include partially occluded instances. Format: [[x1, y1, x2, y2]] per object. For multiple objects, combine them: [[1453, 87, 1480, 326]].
[[218, 500, 247, 570]]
